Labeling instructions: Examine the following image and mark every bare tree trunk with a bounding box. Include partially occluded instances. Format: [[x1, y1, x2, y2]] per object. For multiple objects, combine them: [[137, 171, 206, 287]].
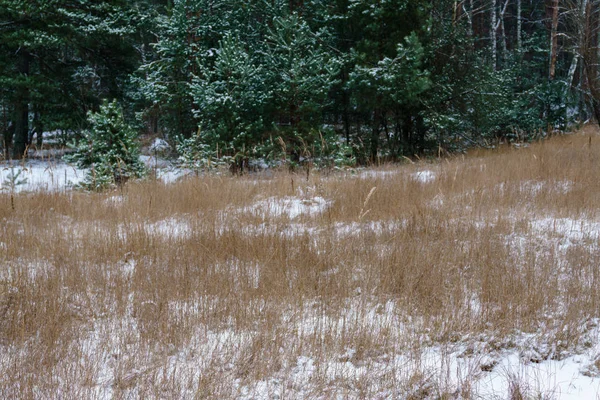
[[466, 0, 474, 37], [567, 0, 588, 91], [453, 0, 459, 24], [517, 0, 522, 52], [1, 102, 12, 158], [12, 50, 30, 160], [567, 54, 580, 88], [371, 108, 380, 163], [549, 0, 560, 80], [592, 0, 600, 123], [501, 10, 508, 59], [491, 0, 510, 67], [582, 0, 600, 124], [491, 0, 497, 69]]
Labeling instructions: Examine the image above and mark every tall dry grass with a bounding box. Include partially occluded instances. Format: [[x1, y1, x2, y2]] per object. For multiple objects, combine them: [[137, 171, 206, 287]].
[[1, 125, 600, 398]]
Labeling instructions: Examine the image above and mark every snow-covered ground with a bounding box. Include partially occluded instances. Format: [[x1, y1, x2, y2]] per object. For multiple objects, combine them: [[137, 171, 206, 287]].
[[411, 169, 437, 183], [247, 196, 330, 219], [3, 157, 600, 398], [16, 295, 597, 399], [0, 160, 87, 192], [0, 156, 188, 192]]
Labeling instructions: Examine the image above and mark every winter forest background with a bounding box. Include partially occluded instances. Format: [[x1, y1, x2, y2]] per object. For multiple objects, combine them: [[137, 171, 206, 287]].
[[1, 0, 599, 170]]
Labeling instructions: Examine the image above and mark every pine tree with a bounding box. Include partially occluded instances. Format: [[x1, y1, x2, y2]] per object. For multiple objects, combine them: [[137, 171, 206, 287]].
[[0, 0, 146, 158], [190, 33, 269, 152], [67, 100, 145, 190]]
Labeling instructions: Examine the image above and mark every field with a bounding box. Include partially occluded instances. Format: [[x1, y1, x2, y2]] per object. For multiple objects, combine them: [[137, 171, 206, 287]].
[[2, 126, 600, 399]]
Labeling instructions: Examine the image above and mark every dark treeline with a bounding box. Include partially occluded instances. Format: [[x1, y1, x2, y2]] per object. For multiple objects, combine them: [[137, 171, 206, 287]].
[[1, 0, 599, 165]]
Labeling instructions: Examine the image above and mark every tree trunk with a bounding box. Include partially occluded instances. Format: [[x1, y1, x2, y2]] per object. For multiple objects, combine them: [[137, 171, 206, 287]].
[[549, 0, 559, 80], [341, 70, 351, 144], [517, 0, 522, 52], [501, 10, 508, 60], [33, 108, 44, 148], [592, 0, 600, 124], [12, 50, 30, 159], [491, 0, 497, 69], [403, 113, 413, 154], [3, 116, 14, 158], [1, 101, 10, 157], [593, 98, 600, 125], [467, 0, 474, 37], [370, 108, 380, 163], [567, 54, 580, 89], [494, 0, 511, 64], [583, 0, 600, 124]]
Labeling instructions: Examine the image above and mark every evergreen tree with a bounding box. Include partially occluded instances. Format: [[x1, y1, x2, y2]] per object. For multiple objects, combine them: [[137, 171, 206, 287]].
[[263, 13, 340, 141], [2, 0, 596, 165], [0, 0, 147, 158], [190, 33, 269, 152], [67, 100, 145, 189]]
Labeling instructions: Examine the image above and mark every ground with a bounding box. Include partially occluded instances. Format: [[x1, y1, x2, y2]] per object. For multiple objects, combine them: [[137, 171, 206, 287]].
[[1, 126, 600, 399]]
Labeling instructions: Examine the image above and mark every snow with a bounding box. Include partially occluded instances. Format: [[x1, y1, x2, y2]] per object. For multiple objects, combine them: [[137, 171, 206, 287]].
[[249, 158, 269, 170], [247, 196, 330, 219], [476, 353, 600, 399], [0, 157, 191, 191], [411, 170, 436, 183], [40, 129, 70, 145], [0, 160, 86, 192], [4, 159, 600, 398], [148, 137, 170, 153], [155, 167, 189, 184], [521, 180, 574, 195], [494, 180, 575, 196], [529, 217, 600, 242], [0, 160, 438, 192], [358, 169, 399, 179], [139, 217, 191, 240], [104, 195, 124, 205], [146, 299, 600, 399], [334, 220, 405, 237]]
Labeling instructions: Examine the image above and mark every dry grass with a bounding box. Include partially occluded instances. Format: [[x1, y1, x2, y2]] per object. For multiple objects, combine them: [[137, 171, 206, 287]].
[[1, 126, 600, 399]]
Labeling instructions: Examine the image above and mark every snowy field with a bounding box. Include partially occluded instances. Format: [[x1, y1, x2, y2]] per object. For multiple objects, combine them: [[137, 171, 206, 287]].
[[0, 160, 87, 192], [2, 129, 600, 399]]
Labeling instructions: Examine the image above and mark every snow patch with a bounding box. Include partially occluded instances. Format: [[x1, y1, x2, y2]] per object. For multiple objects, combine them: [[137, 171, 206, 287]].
[[149, 138, 170, 153], [476, 353, 600, 399], [530, 217, 600, 242], [0, 161, 86, 192], [358, 170, 399, 179], [411, 170, 436, 183], [248, 196, 330, 219], [144, 218, 191, 239], [104, 195, 124, 205]]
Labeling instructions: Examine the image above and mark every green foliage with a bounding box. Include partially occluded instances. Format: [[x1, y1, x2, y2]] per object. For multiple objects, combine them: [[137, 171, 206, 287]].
[[176, 129, 231, 173], [311, 130, 357, 169], [134, 0, 201, 138], [1, 166, 27, 192], [349, 32, 430, 119], [1, 0, 590, 166], [190, 33, 269, 151], [263, 14, 340, 132], [67, 100, 145, 190], [0, 0, 154, 157], [250, 136, 287, 167]]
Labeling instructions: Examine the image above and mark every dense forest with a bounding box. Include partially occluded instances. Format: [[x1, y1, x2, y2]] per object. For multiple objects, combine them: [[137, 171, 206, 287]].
[[1, 0, 599, 166]]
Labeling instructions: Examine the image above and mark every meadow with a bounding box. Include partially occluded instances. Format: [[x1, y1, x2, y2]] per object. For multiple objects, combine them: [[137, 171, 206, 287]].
[[1, 126, 600, 399]]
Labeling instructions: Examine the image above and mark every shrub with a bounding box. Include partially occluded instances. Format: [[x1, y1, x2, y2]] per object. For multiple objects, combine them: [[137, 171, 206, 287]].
[[67, 100, 145, 189]]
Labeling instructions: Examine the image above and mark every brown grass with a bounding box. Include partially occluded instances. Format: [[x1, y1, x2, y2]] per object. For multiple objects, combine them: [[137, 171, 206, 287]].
[[1, 125, 600, 398]]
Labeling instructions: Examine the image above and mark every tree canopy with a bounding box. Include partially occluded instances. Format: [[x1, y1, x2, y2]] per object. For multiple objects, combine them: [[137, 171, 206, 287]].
[[1, 0, 599, 163]]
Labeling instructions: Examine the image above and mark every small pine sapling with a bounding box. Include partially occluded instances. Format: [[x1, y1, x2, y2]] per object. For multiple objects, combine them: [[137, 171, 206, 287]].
[[66, 100, 146, 190]]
